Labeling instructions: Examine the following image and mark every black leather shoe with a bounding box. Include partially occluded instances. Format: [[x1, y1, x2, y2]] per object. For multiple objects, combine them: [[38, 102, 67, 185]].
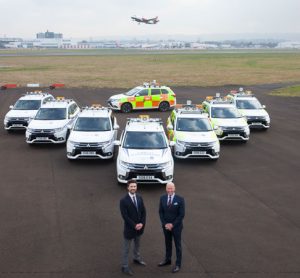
[[172, 265, 180, 273], [122, 267, 133, 276], [133, 259, 146, 266], [158, 260, 171, 266]]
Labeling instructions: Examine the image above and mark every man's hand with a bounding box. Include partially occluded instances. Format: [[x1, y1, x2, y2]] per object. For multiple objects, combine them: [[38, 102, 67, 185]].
[[135, 223, 143, 230], [165, 223, 173, 230]]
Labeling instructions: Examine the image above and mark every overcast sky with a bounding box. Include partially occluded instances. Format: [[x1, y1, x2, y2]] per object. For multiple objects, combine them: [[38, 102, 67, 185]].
[[1, 0, 300, 39]]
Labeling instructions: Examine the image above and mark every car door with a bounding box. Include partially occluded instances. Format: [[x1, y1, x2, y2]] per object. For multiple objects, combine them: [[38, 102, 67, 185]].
[[150, 88, 161, 108], [68, 104, 77, 124], [111, 115, 118, 140], [134, 88, 149, 109]]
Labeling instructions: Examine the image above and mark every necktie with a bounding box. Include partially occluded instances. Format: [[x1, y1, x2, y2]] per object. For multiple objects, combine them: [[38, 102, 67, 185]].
[[167, 195, 172, 207], [133, 196, 138, 210]]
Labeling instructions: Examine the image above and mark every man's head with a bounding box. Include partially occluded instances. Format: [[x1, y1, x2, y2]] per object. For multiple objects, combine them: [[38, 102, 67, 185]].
[[166, 182, 175, 196], [127, 179, 137, 194]]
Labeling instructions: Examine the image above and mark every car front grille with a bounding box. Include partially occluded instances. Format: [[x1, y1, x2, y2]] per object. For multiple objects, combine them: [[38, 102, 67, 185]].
[[128, 163, 163, 170]]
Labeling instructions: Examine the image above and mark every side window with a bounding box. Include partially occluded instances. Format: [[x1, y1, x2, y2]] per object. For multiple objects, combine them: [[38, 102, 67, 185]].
[[68, 106, 72, 117], [73, 103, 79, 114], [136, 89, 149, 96], [161, 89, 169, 95], [42, 97, 50, 104], [151, 89, 161, 96], [110, 116, 114, 127], [68, 104, 75, 117]]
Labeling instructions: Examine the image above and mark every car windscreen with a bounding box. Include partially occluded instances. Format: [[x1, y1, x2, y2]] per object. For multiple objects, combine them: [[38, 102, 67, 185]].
[[236, 99, 262, 109], [123, 131, 168, 149], [211, 107, 241, 118], [35, 108, 66, 120], [13, 100, 41, 110], [176, 118, 212, 132], [125, 87, 141, 96], [73, 117, 111, 131]]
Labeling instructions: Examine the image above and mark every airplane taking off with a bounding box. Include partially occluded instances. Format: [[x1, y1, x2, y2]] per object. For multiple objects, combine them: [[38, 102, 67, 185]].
[[131, 16, 159, 24]]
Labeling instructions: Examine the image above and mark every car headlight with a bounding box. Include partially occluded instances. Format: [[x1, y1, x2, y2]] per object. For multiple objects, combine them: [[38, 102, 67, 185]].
[[53, 126, 66, 133], [4, 116, 10, 123], [265, 115, 270, 123], [68, 140, 76, 146], [67, 140, 77, 149], [212, 140, 219, 148], [100, 140, 111, 146], [177, 140, 186, 146], [120, 160, 130, 168], [26, 127, 34, 133], [109, 99, 119, 104], [159, 161, 172, 168]]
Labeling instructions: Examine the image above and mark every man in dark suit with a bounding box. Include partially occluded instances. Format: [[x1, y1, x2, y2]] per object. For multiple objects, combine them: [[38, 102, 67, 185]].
[[120, 180, 146, 275], [158, 182, 185, 273]]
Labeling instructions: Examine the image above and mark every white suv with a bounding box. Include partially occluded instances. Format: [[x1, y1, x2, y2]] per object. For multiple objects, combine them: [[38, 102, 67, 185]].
[[227, 88, 270, 129], [26, 97, 80, 144], [167, 102, 220, 159], [4, 92, 54, 131], [66, 106, 119, 159], [202, 94, 250, 141], [115, 116, 174, 184]]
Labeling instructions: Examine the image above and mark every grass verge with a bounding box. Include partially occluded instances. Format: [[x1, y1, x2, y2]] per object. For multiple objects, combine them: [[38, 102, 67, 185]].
[[1, 50, 300, 88], [270, 85, 300, 97]]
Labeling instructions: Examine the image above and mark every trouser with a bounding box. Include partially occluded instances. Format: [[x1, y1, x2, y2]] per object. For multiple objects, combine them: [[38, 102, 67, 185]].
[[122, 236, 142, 268], [163, 227, 182, 267]]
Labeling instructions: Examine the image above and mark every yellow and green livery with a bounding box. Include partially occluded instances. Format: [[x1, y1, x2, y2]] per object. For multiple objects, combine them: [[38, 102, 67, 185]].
[[107, 82, 176, 113]]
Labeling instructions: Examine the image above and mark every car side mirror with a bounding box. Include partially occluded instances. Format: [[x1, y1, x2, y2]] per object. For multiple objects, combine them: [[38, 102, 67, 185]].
[[9, 105, 14, 109], [262, 105, 266, 109], [214, 125, 219, 130], [169, 141, 176, 147], [114, 140, 121, 146], [113, 124, 120, 130], [167, 124, 173, 130]]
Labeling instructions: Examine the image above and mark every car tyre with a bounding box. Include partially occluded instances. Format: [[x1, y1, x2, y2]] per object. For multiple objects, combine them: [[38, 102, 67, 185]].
[[159, 101, 170, 112], [121, 103, 132, 113]]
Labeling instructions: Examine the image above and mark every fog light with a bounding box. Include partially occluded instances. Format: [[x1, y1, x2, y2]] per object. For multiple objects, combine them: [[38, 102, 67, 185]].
[[119, 175, 126, 179], [166, 175, 173, 180]]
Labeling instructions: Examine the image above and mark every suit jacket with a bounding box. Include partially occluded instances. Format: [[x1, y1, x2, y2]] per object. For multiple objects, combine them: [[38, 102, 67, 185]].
[[159, 194, 185, 230], [120, 193, 146, 239]]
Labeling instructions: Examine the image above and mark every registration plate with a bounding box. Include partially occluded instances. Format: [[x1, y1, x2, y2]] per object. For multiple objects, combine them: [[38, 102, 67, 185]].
[[192, 151, 206, 155], [230, 134, 240, 137], [36, 137, 48, 140], [137, 176, 155, 180], [12, 124, 24, 127], [81, 151, 96, 155]]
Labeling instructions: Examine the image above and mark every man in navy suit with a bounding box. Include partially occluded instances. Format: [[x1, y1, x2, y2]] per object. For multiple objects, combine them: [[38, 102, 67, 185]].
[[120, 180, 146, 275], [158, 182, 185, 273]]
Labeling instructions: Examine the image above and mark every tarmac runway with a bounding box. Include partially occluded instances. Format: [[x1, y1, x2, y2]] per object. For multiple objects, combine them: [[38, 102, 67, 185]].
[[1, 84, 300, 278]]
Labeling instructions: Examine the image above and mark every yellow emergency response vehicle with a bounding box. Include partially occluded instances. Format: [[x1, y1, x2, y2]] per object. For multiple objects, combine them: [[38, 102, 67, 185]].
[[107, 81, 176, 113]]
